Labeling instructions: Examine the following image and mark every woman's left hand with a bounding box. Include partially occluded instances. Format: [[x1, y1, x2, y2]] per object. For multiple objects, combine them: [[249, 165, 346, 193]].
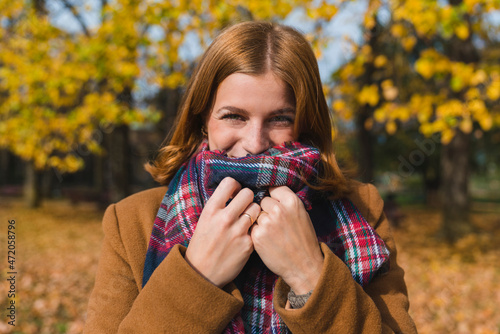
[[250, 186, 324, 295]]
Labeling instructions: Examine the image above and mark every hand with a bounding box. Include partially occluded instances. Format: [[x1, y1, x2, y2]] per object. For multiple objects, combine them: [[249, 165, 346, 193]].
[[250, 186, 324, 294], [185, 177, 261, 288]]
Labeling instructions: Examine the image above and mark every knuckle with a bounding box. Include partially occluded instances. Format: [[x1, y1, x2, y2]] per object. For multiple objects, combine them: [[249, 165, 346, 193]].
[[247, 202, 260, 212], [270, 203, 283, 216], [218, 214, 234, 228], [239, 188, 254, 201], [257, 212, 270, 225], [250, 201, 260, 208], [284, 194, 302, 209], [251, 228, 263, 241], [252, 206, 262, 218]]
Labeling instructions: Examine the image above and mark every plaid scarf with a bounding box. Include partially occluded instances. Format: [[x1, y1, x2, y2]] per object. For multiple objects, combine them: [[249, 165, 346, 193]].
[[143, 141, 389, 333]]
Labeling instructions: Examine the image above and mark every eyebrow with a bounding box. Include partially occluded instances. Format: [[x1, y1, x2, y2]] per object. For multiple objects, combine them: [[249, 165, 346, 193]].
[[215, 106, 296, 115]]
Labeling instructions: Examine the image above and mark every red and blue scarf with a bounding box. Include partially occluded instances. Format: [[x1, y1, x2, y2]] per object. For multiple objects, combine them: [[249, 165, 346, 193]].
[[143, 141, 389, 333]]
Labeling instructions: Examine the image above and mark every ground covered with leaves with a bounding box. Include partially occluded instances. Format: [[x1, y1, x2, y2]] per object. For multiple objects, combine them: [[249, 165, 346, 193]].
[[1, 197, 499, 333]]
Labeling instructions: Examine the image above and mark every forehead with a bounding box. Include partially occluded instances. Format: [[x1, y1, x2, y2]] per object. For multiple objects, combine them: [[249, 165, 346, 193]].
[[213, 72, 295, 108]]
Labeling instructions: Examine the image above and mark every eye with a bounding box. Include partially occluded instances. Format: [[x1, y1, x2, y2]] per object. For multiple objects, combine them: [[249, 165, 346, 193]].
[[222, 113, 244, 120], [221, 113, 245, 123], [269, 115, 294, 126]]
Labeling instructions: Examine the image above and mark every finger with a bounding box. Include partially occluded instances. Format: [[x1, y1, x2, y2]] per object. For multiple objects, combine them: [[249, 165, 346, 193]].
[[240, 213, 253, 225], [206, 177, 242, 209], [238, 202, 261, 228], [268, 186, 304, 211], [268, 186, 294, 200], [260, 196, 279, 213], [225, 187, 255, 217], [248, 219, 258, 236], [256, 210, 268, 224]]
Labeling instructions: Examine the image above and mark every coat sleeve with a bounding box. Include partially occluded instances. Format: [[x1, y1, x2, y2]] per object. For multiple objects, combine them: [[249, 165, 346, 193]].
[[273, 183, 417, 334], [84, 203, 244, 334]]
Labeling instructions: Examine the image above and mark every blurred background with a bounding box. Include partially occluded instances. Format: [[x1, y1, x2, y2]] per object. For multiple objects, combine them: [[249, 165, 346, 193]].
[[0, 0, 499, 333]]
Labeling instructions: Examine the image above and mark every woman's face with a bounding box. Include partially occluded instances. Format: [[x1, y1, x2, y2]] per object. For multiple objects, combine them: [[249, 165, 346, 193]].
[[206, 71, 297, 158]]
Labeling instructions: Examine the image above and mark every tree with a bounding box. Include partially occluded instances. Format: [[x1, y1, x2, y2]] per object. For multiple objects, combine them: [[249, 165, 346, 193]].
[[0, 0, 342, 207], [332, 0, 500, 241], [0, 0, 152, 206]]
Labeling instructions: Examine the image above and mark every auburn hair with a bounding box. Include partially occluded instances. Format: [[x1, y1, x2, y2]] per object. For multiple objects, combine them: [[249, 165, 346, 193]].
[[146, 21, 350, 197]]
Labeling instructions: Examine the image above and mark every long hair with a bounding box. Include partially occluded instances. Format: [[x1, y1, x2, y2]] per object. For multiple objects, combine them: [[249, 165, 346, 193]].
[[146, 21, 350, 196]]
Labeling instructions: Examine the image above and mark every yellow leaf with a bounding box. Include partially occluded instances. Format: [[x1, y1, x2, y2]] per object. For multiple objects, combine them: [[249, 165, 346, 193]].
[[361, 45, 372, 57], [420, 123, 434, 137], [374, 55, 387, 68], [358, 84, 379, 107], [333, 100, 346, 112], [465, 88, 480, 100], [402, 36, 416, 52], [433, 119, 447, 132], [468, 99, 486, 114], [479, 115, 493, 131], [470, 70, 487, 85], [391, 23, 406, 38], [459, 118, 473, 134], [374, 108, 386, 122], [486, 80, 500, 100], [415, 58, 434, 79], [441, 128, 455, 145], [441, 6, 453, 21], [455, 24, 469, 40], [364, 15, 376, 30], [385, 121, 397, 135], [396, 106, 411, 121]]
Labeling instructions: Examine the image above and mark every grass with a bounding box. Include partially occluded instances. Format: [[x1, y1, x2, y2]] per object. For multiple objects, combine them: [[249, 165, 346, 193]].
[[0, 196, 499, 333]]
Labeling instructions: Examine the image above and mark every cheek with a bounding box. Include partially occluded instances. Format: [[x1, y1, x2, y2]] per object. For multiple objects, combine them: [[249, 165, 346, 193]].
[[270, 129, 297, 144], [207, 121, 238, 150]]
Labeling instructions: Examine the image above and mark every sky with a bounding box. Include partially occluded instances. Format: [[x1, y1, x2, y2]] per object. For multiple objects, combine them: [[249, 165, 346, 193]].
[[46, 0, 367, 81], [45, 0, 500, 105]]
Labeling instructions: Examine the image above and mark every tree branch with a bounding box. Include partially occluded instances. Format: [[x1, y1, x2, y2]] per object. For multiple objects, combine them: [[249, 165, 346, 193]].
[[101, 0, 108, 24], [59, 0, 91, 37]]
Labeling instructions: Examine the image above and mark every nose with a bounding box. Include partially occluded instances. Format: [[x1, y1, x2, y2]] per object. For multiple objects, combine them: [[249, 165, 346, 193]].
[[243, 123, 270, 156]]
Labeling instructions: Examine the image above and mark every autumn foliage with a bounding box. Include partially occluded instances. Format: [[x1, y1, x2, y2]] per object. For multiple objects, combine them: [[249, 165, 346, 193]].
[[1, 198, 500, 333], [332, 0, 500, 143], [0, 0, 339, 173]]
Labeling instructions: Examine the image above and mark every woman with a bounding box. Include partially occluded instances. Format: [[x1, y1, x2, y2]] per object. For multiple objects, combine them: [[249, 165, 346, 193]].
[[85, 21, 417, 333]]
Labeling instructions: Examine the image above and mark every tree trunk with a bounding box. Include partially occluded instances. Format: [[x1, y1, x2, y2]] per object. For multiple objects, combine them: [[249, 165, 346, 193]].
[[422, 150, 441, 208], [437, 0, 478, 241], [94, 153, 105, 193], [93, 153, 109, 208], [440, 130, 473, 241], [24, 161, 42, 208], [356, 108, 375, 183], [107, 125, 131, 203], [33, 0, 47, 15], [354, 23, 380, 183], [40, 169, 54, 199], [0, 149, 9, 185]]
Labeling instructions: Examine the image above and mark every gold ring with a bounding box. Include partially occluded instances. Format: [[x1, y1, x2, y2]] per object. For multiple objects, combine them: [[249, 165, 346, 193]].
[[257, 211, 267, 219], [242, 213, 253, 224]]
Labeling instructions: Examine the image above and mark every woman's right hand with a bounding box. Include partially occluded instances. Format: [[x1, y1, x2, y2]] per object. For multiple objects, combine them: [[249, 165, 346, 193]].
[[185, 177, 260, 288]]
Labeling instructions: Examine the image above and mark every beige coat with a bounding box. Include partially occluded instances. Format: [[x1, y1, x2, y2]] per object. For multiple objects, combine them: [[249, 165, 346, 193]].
[[84, 182, 417, 333]]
